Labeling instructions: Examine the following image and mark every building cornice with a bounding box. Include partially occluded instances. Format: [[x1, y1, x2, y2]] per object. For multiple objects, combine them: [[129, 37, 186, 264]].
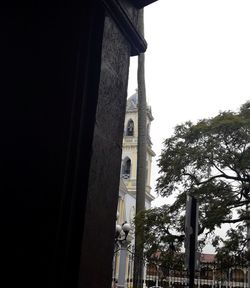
[[147, 106, 154, 121], [102, 0, 147, 56], [145, 191, 155, 202], [132, 0, 158, 9], [147, 145, 156, 157]]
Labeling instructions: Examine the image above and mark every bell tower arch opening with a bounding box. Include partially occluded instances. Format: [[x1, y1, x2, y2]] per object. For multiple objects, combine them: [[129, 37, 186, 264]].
[[122, 157, 132, 179]]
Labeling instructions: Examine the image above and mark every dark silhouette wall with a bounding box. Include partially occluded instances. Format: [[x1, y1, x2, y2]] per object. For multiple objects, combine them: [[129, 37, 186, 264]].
[[1, 1, 157, 287]]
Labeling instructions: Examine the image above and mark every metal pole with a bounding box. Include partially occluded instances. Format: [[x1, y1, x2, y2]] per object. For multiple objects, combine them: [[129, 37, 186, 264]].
[[247, 204, 250, 288], [244, 268, 247, 288], [118, 243, 128, 288], [212, 267, 215, 288], [247, 221, 250, 288], [155, 265, 159, 287], [185, 196, 198, 288]]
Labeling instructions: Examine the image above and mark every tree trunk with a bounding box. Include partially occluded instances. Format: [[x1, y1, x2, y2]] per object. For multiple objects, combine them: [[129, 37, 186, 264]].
[[133, 8, 147, 288]]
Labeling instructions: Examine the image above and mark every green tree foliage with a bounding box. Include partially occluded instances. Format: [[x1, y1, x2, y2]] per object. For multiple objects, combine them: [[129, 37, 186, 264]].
[[212, 224, 249, 268], [140, 101, 250, 264]]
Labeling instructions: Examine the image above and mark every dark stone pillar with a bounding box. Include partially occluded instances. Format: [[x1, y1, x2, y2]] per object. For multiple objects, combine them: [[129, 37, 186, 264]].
[[78, 16, 130, 288]]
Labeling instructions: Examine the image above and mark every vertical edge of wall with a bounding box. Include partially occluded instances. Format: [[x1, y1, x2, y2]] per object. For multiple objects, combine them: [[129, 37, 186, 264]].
[[78, 15, 131, 288]]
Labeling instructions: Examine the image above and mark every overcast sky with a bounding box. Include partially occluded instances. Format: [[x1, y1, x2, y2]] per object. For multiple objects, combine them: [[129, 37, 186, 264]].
[[127, 1, 250, 252], [128, 0, 250, 207]]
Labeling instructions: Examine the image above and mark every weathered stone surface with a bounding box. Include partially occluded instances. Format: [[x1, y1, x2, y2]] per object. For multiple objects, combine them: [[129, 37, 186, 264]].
[[78, 16, 131, 288]]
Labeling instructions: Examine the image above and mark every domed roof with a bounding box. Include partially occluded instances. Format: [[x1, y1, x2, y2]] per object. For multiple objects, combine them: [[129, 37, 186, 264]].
[[126, 90, 138, 111], [126, 90, 154, 120]]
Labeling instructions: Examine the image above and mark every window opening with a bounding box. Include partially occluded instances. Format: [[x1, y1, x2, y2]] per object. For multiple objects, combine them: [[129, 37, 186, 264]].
[[126, 119, 134, 136]]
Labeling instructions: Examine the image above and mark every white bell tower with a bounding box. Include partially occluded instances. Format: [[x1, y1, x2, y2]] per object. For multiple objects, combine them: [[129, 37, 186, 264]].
[[121, 90, 155, 207]]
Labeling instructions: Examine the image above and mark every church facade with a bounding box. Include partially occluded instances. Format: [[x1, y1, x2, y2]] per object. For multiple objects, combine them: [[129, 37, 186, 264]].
[[114, 90, 155, 286], [118, 90, 155, 229]]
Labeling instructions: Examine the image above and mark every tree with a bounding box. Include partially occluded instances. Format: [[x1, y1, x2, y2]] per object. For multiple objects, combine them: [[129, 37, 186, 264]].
[[212, 224, 248, 268], [139, 101, 250, 263]]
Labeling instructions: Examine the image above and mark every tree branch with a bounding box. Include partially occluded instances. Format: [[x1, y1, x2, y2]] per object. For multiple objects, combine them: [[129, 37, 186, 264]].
[[220, 217, 250, 224], [165, 227, 185, 241], [183, 172, 243, 185]]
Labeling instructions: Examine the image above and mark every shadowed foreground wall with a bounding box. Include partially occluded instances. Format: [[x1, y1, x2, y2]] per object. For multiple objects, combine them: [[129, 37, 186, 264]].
[[78, 15, 130, 288], [1, 1, 157, 287]]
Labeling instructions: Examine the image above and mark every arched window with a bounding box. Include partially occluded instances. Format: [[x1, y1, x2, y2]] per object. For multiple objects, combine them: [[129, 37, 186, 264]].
[[122, 157, 131, 179], [126, 119, 134, 136]]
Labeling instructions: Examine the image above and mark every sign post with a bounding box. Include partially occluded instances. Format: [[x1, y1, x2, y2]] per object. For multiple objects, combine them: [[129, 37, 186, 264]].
[[185, 195, 199, 288]]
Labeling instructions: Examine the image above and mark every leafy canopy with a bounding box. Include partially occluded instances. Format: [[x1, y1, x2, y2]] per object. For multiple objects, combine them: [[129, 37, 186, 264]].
[[140, 101, 250, 264]]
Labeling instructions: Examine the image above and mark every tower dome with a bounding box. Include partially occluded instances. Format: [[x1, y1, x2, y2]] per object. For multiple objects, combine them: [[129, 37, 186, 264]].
[[126, 90, 138, 111], [126, 90, 153, 121]]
